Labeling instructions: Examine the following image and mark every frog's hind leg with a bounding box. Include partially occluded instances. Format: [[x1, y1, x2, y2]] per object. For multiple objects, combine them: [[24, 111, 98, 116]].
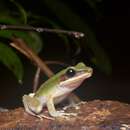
[[23, 95, 54, 120], [23, 95, 38, 116]]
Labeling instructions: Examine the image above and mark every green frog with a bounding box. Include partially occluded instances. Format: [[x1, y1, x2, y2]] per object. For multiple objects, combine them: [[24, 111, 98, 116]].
[[23, 62, 93, 119]]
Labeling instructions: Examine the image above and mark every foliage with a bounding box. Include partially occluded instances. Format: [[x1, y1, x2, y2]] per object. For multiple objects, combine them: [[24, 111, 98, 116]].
[[42, 0, 111, 74], [0, 0, 111, 83], [0, 0, 43, 82], [0, 43, 23, 83]]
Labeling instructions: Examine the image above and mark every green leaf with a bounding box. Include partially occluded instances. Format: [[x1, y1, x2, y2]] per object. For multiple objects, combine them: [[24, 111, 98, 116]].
[[43, 0, 111, 74], [0, 6, 24, 24], [0, 30, 43, 53], [0, 15, 43, 53], [0, 43, 23, 83], [10, 0, 28, 24], [0, 17, 19, 25], [46, 20, 70, 54], [28, 32, 43, 53], [28, 14, 70, 54], [12, 31, 43, 53], [83, 0, 98, 10], [83, 0, 102, 16]]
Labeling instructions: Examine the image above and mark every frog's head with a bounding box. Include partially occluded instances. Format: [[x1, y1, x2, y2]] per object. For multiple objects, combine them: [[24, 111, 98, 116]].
[[59, 62, 93, 89]]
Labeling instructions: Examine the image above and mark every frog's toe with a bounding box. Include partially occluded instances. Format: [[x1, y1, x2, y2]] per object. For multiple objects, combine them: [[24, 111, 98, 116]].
[[62, 112, 77, 116], [51, 111, 77, 118], [37, 114, 54, 120]]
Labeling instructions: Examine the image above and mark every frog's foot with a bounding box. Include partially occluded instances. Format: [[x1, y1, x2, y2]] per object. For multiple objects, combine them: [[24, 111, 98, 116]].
[[63, 104, 74, 110], [36, 114, 54, 120], [63, 101, 86, 110], [51, 110, 77, 119], [76, 101, 86, 105], [73, 101, 86, 110]]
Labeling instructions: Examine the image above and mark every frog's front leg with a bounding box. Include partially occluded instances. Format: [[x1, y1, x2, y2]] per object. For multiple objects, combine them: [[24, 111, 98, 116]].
[[47, 97, 77, 118]]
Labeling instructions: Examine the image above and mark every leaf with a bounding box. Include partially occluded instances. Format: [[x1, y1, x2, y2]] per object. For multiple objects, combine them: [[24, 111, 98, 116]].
[[28, 14, 70, 54], [12, 31, 43, 53], [91, 56, 112, 75], [0, 16, 43, 53], [43, 0, 111, 74], [0, 17, 19, 24], [10, 0, 28, 24], [0, 30, 43, 53], [83, 0, 98, 10], [83, 0, 102, 16], [45, 19, 71, 54], [0, 43, 23, 83], [28, 32, 43, 53]]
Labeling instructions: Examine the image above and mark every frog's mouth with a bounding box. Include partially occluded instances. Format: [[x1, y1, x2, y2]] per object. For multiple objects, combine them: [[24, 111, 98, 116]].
[[59, 71, 92, 89]]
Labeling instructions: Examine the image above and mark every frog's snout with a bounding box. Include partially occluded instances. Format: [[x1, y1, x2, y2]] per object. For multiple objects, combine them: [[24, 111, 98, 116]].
[[87, 67, 93, 75]]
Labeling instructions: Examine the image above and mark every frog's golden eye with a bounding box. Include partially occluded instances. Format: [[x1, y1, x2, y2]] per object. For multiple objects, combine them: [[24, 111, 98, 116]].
[[66, 68, 76, 78]]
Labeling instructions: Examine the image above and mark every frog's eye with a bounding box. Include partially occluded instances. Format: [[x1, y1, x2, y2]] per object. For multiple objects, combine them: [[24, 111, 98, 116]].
[[66, 68, 76, 78]]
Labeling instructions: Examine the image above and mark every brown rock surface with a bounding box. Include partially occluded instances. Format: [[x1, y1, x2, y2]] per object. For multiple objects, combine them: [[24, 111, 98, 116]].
[[0, 100, 130, 130]]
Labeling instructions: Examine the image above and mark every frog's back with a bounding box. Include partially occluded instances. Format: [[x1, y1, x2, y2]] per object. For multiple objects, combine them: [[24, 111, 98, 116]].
[[34, 69, 65, 97]]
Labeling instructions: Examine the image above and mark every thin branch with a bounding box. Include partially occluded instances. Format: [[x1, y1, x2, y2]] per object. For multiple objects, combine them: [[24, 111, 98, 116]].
[[0, 24, 84, 38], [33, 67, 41, 93], [10, 37, 54, 78], [10, 42, 30, 58]]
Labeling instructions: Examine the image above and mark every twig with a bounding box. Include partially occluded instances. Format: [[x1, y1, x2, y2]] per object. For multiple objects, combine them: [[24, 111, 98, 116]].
[[33, 67, 41, 93], [0, 24, 84, 38], [10, 37, 54, 78]]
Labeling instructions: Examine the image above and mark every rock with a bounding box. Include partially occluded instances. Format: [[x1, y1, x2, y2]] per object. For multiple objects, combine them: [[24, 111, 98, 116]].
[[0, 100, 130, 130]]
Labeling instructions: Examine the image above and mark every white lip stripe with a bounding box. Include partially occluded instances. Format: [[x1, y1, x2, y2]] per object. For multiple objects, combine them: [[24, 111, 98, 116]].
[[60, 73, 91, 86]]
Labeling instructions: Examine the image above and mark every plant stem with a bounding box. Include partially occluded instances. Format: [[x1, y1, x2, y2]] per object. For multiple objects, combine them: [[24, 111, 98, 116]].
[[10, 37, 54, 78], [33, 67, 41, 92], [0, 24, 84, 38]]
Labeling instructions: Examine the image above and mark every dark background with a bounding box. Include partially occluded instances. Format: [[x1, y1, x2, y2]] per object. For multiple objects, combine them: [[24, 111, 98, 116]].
[[0, 0, 130, 108]]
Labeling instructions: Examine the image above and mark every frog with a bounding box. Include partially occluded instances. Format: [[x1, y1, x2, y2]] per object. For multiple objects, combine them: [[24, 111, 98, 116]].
[[23, 62, 93, 119]]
